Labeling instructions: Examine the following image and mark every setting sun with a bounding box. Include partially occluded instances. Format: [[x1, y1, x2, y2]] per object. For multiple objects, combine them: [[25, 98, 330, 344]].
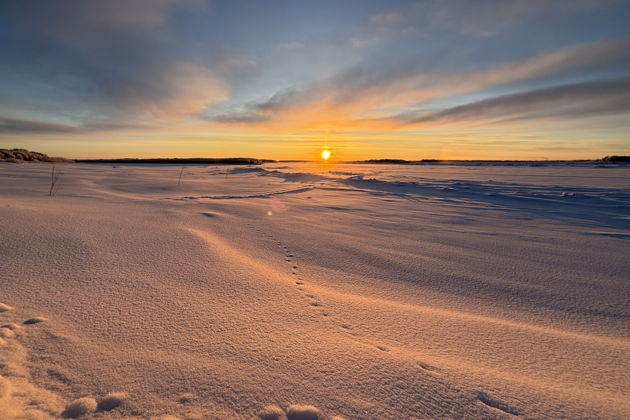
[[321, 149, 331, 160]]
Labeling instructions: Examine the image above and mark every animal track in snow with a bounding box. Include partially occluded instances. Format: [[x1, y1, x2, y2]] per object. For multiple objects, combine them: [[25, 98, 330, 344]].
[[250, 221, 362, 341], [177, 393, 196, 404], [417, 361, 441, 373], [477, 392, 521, 416], [23, 317, 48, 325]]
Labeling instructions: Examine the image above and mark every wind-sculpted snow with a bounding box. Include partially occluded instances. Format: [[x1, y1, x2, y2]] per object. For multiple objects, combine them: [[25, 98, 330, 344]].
[[337, 175, 630, 230], [196, 165, 630, 232], [228, 166, 328, 183], [179, 187, 315, 200], [1, 161, 629, 419]]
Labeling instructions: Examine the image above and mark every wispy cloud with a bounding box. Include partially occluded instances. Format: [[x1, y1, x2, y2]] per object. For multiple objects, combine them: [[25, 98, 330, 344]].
[[379, 0, 619, 37], [205, 37, 630, 130], [0, 117, 81, 134], [0, 116, 151, 134], [278, 41, 306, 51], [4, 0, 198, 46], [391, 78, 630, 125], [0, 0, 231, 125]]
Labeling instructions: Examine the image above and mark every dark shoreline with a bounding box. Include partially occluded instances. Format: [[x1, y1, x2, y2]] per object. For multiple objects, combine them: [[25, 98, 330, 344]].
[[349, 156, 630, 165], [2, 148, 628, 165], [74, 157, 271, 165]]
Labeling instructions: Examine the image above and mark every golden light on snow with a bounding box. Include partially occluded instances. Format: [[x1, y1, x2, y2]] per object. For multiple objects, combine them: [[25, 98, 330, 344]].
[[0, 162, 628, 419], [321, 149, 331, 160]]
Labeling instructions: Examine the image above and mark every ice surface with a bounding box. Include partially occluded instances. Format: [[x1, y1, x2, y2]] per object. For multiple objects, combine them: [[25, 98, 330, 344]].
[[0, 161, 629, 419]]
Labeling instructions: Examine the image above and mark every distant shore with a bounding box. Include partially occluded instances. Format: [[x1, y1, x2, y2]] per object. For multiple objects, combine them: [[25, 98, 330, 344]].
[[74, 157, 271, 165], [2, 148, 629, 165], [350, 156, 630, 165]]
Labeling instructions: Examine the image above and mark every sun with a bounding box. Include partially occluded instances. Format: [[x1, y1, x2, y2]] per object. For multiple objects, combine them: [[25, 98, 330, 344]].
[[321, 149, 331, 160]]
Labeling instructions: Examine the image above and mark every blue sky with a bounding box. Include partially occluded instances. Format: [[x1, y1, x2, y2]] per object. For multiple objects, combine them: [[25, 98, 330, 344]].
[[1, 0, 629, 159]]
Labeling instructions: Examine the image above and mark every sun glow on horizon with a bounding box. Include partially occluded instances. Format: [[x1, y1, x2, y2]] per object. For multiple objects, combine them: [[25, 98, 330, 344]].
[[321, 149, 331, 160]]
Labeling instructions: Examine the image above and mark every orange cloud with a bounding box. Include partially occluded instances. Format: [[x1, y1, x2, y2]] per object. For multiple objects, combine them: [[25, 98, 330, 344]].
[[204, 37, 630, 133]]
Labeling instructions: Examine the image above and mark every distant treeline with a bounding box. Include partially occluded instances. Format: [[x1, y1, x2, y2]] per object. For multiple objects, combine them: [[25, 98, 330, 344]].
[[74, 158, 272, 165], [601, 155, 630, 162], [352, 157, 630, 165], [2, 149, 628, 164], [354, 159, 439, 164]]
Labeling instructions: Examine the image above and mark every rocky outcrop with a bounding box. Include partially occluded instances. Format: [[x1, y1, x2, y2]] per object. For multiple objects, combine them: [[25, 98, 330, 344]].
[[0, 149, 72, 163]]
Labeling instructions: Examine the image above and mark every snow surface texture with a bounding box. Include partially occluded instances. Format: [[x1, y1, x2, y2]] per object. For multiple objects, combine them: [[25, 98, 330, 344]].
[[0, 161, 629, 419]]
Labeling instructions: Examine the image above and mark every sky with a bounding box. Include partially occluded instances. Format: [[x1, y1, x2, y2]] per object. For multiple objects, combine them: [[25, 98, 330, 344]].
[[1, 0, 629, 160]]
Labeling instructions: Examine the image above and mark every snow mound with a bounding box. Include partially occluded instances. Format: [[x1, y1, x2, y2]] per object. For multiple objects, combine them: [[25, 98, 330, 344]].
[[265, 170, 326, 183], [286, 404, 323, 420], [97, 391, 127, 411], [228, 167, 268, 174], [62, 397, 97, 418], [0, 328, 15, 339], [259, 404, 286, 420], [177, 392, 196, 403], [0, 376, 11, 398]]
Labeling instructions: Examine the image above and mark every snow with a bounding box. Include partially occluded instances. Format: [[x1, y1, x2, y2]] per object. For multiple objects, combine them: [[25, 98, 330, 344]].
[[0, 161, 629, 419], [62, 397, 98, 418]]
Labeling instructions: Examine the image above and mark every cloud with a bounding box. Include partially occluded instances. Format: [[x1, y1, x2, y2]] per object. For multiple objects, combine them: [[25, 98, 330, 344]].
[[0, 116, 151, 134], [0, 117, 81, 134], [326, 36, 630, 109], [204, 36, 630, 130], [1, 0, 627, 140], [51, 59, 229, 122], [210, 112, 271, 124], [383, 0, 619, 37], [0, 1, 229, 123], [370, 12, 403, 25], [205, 88, 321, 126], [278, 42, 306, 51], [3, 0, 196, 46], [393, 78, 630, 125], [134, 62, 229, 119]]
